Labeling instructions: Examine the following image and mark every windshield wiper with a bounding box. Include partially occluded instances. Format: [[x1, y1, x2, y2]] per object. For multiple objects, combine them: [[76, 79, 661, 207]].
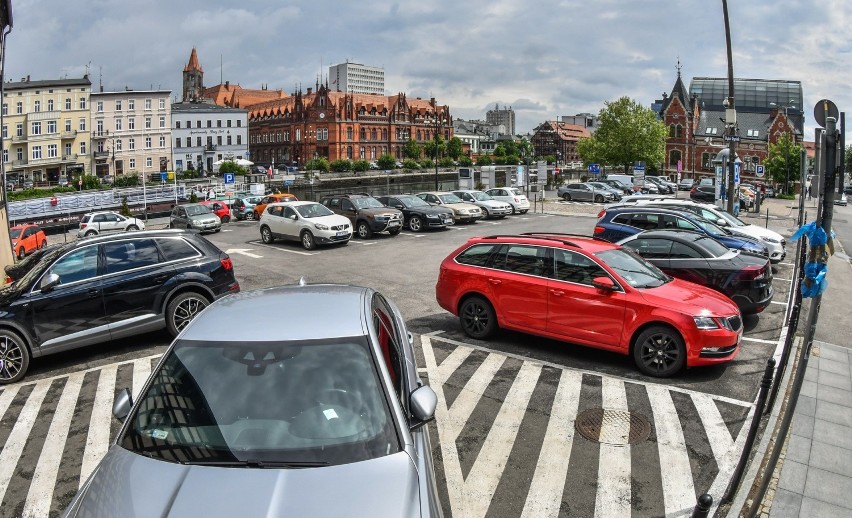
[[187, 459, 329, 468]]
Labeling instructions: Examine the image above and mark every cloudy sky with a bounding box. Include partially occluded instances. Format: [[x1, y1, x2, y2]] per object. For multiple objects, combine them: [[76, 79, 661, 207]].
[[5, 0, 850, 140]]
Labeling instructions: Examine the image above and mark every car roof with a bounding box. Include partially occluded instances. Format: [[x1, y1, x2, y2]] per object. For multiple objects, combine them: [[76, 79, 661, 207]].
[[183, 284, 370, 342], [604, 206, 694, 217], [468, 233, 619, 254], [269, 200, 314, 207], [623, 229, 707, 242], [77, 229, 195, 245]]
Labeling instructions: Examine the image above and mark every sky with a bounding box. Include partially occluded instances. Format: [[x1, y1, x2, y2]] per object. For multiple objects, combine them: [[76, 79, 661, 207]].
[[4, 0, 850, 141]]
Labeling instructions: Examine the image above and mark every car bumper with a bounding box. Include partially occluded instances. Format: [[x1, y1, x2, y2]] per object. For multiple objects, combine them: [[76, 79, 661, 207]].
[[195, 222, 222, 232], [426, 216, 453, 228], [316, 232, 352, 244], [487, 207, 513, 217], [372, 219, 403, 232], [688, 330, 742, 367], [454, 214, 482, 222]]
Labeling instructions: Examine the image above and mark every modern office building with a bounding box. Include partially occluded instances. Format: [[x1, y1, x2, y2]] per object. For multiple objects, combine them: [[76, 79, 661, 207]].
[[485, 104, 515, 136], [171, 101, 248, 173], [2, 76, 91, 185], [90, 90, 173, 180], [328, 61, 385, 95]]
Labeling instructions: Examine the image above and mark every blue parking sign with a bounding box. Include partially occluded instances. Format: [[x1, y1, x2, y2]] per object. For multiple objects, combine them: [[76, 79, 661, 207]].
[[224, 172, 235, 184], [588, 164, 601, 174]]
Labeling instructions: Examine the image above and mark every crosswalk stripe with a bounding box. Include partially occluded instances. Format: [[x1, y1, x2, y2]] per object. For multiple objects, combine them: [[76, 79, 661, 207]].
[[692, 393, 735, 471], [22, 372, 84, 518], [0, 384, 21, 424], [465, 361, 541, 518], [445, 353, 506, 443], [595, 378, 631, 517], [132, 357, 152, 401], [435, 343, 473, 381], [79, 364, 117, 489], [521, 369, 583, 518], [647, 384, 696, 517], [0, 380, 51, 505]]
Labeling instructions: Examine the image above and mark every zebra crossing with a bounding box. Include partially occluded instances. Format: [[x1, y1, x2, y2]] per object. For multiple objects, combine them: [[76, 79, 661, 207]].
[[0, 336, 756, 518]]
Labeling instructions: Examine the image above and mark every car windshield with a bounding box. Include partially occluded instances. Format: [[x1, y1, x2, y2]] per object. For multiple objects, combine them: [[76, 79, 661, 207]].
[[400, 196, 430, 208], [185, 205, 213, 216], [596, 248, 669, 289], [469, 192, 491, 201], [352, 197, 385, 209], [9, 228, 21, 239], [438, 193, 463, 204], [120, 337, 400, 467], [295, 203, 334, 218]]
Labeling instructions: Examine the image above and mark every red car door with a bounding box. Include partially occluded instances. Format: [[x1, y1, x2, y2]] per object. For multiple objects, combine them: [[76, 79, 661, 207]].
[[546, 248, 626, 348], [488, 244, 548, 332]]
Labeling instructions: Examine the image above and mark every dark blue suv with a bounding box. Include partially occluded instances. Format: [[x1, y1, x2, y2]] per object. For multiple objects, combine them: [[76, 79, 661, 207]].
[[594, 207, 769, 257]]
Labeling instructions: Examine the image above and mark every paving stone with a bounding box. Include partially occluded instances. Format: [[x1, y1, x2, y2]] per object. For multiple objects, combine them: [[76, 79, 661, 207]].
[[800, 380, 817, 398], [785, 434, 812, 465], [799, 497, 852, 518], [813, 418, 852, 452], [818, 344, 850, 364], [803, 467, 852, 508], [796, 394, 816, 417], [818, 358, 851, 376], [816, 370, 852, 393], [815, 384, 852, 409], [791, 412, 815, 439], [809, 440, 852, 477], [777, 459, 808, 494], [767, 489, 802, 518], [805, 366, 818, 382], [814, 399, 852, 428]]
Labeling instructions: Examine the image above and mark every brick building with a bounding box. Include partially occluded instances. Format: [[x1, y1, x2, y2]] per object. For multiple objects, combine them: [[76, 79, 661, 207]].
[[530, 121, 589, 164], [245, 81, 452, 166]]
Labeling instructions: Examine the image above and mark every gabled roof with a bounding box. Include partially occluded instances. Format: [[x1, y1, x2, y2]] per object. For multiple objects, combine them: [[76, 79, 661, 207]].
[[184, 48, 203, 73], [534, 121, 590, 141], [661, 72, 693, 115]]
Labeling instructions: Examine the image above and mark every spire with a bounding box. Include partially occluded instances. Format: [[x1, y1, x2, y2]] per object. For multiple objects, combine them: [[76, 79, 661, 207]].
[[184, 47, 203, 73], [676, 56, 682, 78]]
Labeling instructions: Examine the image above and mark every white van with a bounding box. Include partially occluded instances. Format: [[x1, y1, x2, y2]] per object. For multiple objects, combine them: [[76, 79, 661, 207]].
[[605, 174, 634, 189]]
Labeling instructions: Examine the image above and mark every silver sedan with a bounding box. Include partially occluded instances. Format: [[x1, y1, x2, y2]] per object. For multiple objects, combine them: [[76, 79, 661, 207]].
[[557, 182, 617, 202], [64, 284, 443, 518]]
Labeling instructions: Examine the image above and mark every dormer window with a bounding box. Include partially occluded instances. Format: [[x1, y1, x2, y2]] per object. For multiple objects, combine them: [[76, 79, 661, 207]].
[[746, 129, 760, 137], [704, 127, 719, 135]]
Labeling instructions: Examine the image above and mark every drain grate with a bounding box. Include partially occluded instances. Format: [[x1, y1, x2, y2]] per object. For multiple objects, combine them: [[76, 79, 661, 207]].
[[575, 407, 652, 445]]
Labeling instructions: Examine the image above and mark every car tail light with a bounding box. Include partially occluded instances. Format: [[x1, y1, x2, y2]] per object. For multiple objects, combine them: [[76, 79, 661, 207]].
[[80, 223, 87, 229], [593, 226, 606, 235], [220, 256, 233, 271], [597, 209, 606, 218], [738, 264, 767, 281]]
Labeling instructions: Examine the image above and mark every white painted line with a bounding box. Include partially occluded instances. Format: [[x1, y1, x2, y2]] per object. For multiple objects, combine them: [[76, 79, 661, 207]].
[[770, 301, 788, 305], [0, 384, 21, 424], [435, 344, 474, 382], [773, 278, 793, 283], [521, 369, 582, 518], [398, 232, 425, 238], [132, 357, 152, 402], [465, 361, 542, 518], [742, 337, 778, 345], [445, 353, 506, 442], [0, 381, 51, 504], [23, 372, 85, 518], [225, 248, 263, 259], [247, 240, 317, 256], [79, 364, 117, 489], [692, 392, 735, 473], [647, 385, 695, 517], [595, 378, 631, 518]]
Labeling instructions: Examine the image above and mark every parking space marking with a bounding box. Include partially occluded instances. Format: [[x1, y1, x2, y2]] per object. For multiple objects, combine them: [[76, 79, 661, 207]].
[[399, 232, 426, 238], [742, 337, 778, 345], [247, 240, 318, 256], [770, 301, 787, 305], [773, 278, 793, 283]]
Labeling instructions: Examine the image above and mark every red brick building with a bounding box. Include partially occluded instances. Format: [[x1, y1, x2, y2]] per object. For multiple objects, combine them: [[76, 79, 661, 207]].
[[530, 121, 590, 163], [242, 81, 452, 166]]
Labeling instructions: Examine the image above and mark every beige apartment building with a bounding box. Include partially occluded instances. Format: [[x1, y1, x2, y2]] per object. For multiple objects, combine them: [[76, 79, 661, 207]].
[[2, 76, 92, 186], [90, 90, 173, 180]]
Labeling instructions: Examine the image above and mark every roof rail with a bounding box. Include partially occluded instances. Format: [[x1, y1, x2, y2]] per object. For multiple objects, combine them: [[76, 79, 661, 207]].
[[484, 233, 580, 248], [521, 231, 611, 244]]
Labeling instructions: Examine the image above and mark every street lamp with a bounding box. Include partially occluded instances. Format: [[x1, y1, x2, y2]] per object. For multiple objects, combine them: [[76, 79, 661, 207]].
[[770, 100, 796, 195], [427, 111, 447, 190]]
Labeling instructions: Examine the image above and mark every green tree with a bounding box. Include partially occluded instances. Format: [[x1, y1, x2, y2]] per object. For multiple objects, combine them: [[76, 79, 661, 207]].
[[576, 96, 666, 172], [330, 159, 352, 172], [502, 141, 519, 157], [119, 196, 132, 217], [402, 159, 421, 170], [420, 158, 435, 169], [765, 133, 803, 193], [459, 156, 474, 167], [219, 161, 247, 176], [493, 144, 507, 158], [440, 157, 455, 167], [447, 137, 464, 160], [352, 160, 370, 172], [402, 139, 422, 160], [307, 157, 330, 172], [504, 154, 520, 166], [73, 174, 102, 190], [377, 154, 397, 169], [476, 155, 492, 166], [423, 136, 447, 162]]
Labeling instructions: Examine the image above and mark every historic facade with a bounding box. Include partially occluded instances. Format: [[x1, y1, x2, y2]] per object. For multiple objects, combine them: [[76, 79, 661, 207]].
[[171, 101, 248, 173], [245, 81, 452, 166], [530, 121, 589, 163]]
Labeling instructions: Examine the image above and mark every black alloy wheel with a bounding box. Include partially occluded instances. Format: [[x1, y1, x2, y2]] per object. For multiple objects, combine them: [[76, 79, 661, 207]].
[[459, 296, 497, 339], [0, 329, 28, 384], [563, 193, 571, 201], [594, 194, 604, 203], [633, 326, 686, 377], [166, 292, 209, 337], [246, 211, 256, 221]]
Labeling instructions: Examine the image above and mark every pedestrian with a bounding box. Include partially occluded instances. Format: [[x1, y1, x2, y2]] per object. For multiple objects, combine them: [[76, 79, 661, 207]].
[[806, 180, 812, 200]]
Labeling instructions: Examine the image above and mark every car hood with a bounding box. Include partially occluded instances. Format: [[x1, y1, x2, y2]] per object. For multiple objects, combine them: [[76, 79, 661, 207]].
[[445, 202, 481, 212], [66, 446, 422, 518], [359, 207, 402, 218], [416, 205, 453, 216], [305, 213, 351, 227], [638, 278, 739, 316], [741, 224, 785, 242], [477, 199, 511, 208], [188, 214, 219, 223]]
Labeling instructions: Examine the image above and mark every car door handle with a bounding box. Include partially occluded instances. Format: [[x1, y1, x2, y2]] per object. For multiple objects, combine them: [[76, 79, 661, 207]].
[[488, 279, 502, 285], [87, 289, 100, 298], [550, 289, 564, 296], [154, 275, 169, 283]]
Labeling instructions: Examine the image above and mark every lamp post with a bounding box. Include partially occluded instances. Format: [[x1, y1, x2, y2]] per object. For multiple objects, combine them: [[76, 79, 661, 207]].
[[428, 110, 447, 190], [770, 100, 796, 195]]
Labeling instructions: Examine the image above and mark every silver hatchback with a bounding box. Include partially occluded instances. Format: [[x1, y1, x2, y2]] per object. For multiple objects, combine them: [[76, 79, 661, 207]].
[[64, 284, 443, 518], [169, 203, 222, 233]]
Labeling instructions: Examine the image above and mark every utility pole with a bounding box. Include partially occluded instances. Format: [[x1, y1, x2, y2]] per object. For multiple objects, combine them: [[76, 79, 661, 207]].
[[722, 0, 738, 214], [0, 2, 14, 280]]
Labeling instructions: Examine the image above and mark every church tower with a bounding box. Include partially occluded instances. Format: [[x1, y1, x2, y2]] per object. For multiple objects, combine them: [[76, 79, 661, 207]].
[[182, 48, 204, 102]]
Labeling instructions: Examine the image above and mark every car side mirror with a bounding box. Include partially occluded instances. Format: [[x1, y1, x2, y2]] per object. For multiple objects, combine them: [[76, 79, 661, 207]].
[[113, 387, 133, 421], [716, 218, 729, 226], [409, 385, 438, 431], [289, 214, 298, 221], [591, 276, 618, 292], [394, 205, 404, 210], [40, 273, 60, 293]]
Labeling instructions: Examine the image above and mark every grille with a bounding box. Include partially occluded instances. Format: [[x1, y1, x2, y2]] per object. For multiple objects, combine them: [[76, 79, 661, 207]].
[[331, 224, 349, 231]]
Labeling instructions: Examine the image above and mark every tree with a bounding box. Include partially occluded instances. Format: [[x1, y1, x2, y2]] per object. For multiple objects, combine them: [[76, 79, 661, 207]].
[[476, 155, 492, 166], [219, 161, 247, 176], [306, 157, 329, 172], [352, 160, 370, 172], [576, 96, 667, 172], [459, 156, 474, 167], [493, 144, 507, 158], [764, 133, 803, 193], [402, 139, 422, 160], [377, 154, 397, 169], [423, 136, 447, 162], [119, 196, 131, 217], [330, 159, 352, 172], [502, 141, 519, 157], [447, 137, 464, 160]]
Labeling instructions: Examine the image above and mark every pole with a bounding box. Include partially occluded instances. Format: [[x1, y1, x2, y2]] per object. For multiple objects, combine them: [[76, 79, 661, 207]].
[[434, 117, 439, 190], [722, 0, 737, 214], [0, 12, 15, 278]]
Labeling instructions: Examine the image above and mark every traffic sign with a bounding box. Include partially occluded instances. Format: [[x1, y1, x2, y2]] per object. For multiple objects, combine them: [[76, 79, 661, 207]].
[[160, 172, 168, 181], [223, 172, 235, 185], [723, 135, 741, 142], [755, 164, 765, 178], [284, 180, 294, 187], [588, 164, 601, 174]]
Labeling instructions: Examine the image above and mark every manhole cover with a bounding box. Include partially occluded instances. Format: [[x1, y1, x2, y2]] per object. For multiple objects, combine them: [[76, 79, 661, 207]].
[[575, 408, 651, 445]]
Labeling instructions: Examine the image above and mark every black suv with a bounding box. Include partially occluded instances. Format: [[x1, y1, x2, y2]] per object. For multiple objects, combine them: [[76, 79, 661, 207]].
[[376, 194, 455, 231], [319, 193, 404, 238], [0, 230, 240, 384]]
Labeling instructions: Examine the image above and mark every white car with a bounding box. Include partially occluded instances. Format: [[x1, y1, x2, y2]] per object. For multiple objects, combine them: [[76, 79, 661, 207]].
[[77, 211, 145, 238], [452, 190, 513, 218], [609, 198, 787, 263], [484, 187, 530, 214], [259, 201, 351, 250]]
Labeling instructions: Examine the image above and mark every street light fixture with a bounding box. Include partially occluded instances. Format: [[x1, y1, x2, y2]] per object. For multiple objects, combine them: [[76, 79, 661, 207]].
[[770, 100, 796, 195]]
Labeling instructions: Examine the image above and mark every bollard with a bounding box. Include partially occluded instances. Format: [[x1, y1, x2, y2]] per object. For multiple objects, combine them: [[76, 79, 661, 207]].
[[691, 494, 713, 518]]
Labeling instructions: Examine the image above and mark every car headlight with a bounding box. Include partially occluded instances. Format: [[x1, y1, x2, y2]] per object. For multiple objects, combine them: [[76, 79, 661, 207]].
[[426, 214, 439, 219], [760, 236, 781, 244], [694, 316, 720, 330], [459, 209, 469, 214], [314, 223, 329, 230]]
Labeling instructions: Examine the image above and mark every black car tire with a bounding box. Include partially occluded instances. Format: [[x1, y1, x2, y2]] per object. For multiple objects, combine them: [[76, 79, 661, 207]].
[[261, 226, 275, 244], [0, 329, 29, 384], [562, 193, 571, 201], [214, 228, 221, 232], [222, 215, 231, 223], [85, 230, 97, 237], [594, 194, 604, 203], [633, 325, 686, 378], [186, 225, 193, 230], [126, 225, 139, 231], [459, 296, 498, 339], [408, 215, 423, 232], [389, 227, 401, 236], [357, 221, 373, 239], [246, 211, 256, 221], [520, 210, 528, 214], [301, 230, 316, 250], [17, 247, 25, 259], [166, 292, 210, 337]]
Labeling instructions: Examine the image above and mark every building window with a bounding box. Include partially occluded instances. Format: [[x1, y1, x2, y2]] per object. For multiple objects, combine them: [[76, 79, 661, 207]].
[[704, 127, 718, 135], [226, 135, 232, 145], [382, 129, 387, 140], [159, 116, 165, 128], [669, 150, 682, 166], [1, 125, 5, 139], [206, 120, 212, 128], [196, 137, 201, 147], [145, 136, 152, 149], [116, 100, 122, 111], [31, 121, 41, 135], [96, 101, 103, 112], [237, 135, 241, 145], [129, 158, 135, 169], [347, 146, 353, 159], [159, 98, 165, 110], [160, 136, 166, 148], [360, 128, 366, 140], [217, 136, 222, 146], [116, 139, 122, 151], [128, 99, 134, 110], [175, 137, 181, 148], [80, 141, 86, 155], [47, 144, 57, 158], [347, 127, 353, 140], [79, 97, 87, 110], [47, 120, 57, 134], [16, 101, 22, 114], [65, 119, 71, 132], [2, 103, 6, 115], [237, 120, 242, 127], [2, 150, 7, 162], [64, 98, 71, 110], [371, 128, 377, 140], [34, 100, 41, 112], [217, 120, 222, 127], [146, 157, 153, 168], [145, 98, 152, 110], [128, 137, 135, 150], [65, 143, 71, 157], [128, 118, 135, 130], [145, 116, 152, 129], [47, 99, 53, 111], [115, 118, 122, 131], [14, 122, 21, 136], [747, 129, 760, 137], [79, 118, 86, 131], [227, 119, 232, 127], [16, 147, 22, 161], [175, 120, 181, 129], [360, 146, 365, 159], [196, 120, 201, 128], [32, 146, 42, 160]]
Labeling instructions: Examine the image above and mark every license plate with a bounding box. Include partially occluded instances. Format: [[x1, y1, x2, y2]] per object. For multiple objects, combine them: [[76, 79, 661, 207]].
[[388, 221, 400, 227], [336, 231, 348, 237]]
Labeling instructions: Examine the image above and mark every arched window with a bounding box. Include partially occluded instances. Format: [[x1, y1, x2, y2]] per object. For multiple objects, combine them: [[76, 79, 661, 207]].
[[416, 130, 421, 141], [359, 127, 366, 140], [371, 128, 377, 140], [669, 150, 682, 166], [382, 129, 388, 140], [347, 127, 353, 140]]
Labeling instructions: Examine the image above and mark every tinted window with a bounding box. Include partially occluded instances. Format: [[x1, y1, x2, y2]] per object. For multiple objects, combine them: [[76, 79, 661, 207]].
[[553, 249, 607, 285], [157, 238, 200, 261], [670, 242, 704, 259], [675, 217, 699, 230], [495, 245, 546, 276], [628, 213, 660, 230], [341, 200, 355, 211], [621, 238, 673, 259], [596, 249, 668, 288], [693, 235, 731, 256], [104, 239, 161, 274], [48, 245, 99, 284], [456, 244, 497, 267], [282, 206, 296, 218]]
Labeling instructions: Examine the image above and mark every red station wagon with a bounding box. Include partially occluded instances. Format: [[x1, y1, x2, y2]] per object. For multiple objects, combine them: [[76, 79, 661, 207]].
[[435, 233, 743, 377]]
